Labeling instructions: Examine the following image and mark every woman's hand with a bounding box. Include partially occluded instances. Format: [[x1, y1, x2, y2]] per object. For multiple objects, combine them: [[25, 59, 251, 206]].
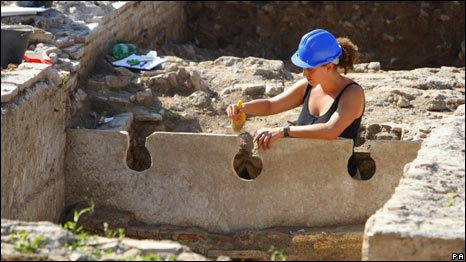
[[253, 127, 284, 151], [226, 103, 245, 121]]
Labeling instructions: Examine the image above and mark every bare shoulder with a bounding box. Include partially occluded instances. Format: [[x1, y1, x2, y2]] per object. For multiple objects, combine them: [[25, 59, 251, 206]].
[[296, 77, 309, 87], [275, 78, 308, 99], [288, 78, 309, 90], [338, 81, 365, 114], [343, 81, 364, 99], [288, 78, 309, 97], [268, 78, 309, 113]]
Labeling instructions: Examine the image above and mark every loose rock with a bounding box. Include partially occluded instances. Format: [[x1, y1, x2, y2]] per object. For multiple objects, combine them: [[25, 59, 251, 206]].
[[368, 62, 381, 72], [235, 83, 265, 96], [427, 100, 447, 111], [188, 91, 211, 108], [115, 67, 134, 78], [105, 75, 131, 89], [397, 96, 411, 108], [266, 83, 284, 97], [1, 219, 210, 261]]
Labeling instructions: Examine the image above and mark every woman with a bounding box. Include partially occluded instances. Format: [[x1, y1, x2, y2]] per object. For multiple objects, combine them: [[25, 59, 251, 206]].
[[226, 29, 365, 177]]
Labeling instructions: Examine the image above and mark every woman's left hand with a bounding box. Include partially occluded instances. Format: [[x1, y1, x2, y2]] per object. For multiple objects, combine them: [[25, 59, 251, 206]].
[[253, 127, 284, 151]]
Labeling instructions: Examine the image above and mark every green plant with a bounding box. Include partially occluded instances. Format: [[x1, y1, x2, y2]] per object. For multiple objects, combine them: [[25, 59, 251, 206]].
[[63, 201, 95, 234], [61, 74, 68, 86], [59, 202, 176, 261], [447, 193, 454, 207], [268, 245, 287, 261], [103, 222, 125, 238], [62, 201, 95, 251], [91, 248, 103, 260], [9, 230, 44, 253], [122, 253, 176, 261]]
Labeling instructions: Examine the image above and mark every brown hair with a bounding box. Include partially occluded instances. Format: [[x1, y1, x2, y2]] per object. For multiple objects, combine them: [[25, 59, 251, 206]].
[[335, 37, 359, 74]]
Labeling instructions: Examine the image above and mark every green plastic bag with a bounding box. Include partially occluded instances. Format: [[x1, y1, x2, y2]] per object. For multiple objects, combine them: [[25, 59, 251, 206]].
[[127, 44, 136, 54], [113, 43, 137, 60], [113, 43, 129, 60]]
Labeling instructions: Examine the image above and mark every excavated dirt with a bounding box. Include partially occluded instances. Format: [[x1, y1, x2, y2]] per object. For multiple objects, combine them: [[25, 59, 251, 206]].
[[179, 1, 465, 72]]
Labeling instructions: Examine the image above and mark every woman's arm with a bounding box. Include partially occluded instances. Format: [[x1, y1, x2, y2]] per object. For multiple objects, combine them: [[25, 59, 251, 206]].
[[227, 78, 308, 119], [253, 83, 364, 150]]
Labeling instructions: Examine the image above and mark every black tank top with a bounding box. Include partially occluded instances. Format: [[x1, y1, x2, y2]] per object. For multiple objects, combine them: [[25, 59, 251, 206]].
[[296, 82, 364, 176]]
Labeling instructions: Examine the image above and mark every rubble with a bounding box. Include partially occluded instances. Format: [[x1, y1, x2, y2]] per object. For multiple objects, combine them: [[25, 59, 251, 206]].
[[1, 219, 214, 261]]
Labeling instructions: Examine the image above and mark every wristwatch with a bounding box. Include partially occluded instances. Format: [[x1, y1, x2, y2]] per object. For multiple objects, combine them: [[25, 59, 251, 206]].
[[283, 125, 290, 137]]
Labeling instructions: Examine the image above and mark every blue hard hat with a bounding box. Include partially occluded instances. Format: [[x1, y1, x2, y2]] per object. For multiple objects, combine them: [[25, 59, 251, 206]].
[[291, 29, 342, 68]]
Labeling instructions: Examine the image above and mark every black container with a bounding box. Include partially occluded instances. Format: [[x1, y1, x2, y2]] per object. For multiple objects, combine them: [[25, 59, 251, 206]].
[[16, 1, 53, 8], [1, 25, 33, 69]]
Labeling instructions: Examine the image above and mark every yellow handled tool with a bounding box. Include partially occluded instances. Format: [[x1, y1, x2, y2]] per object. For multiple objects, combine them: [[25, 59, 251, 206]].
[[232, 100, 246, 133]]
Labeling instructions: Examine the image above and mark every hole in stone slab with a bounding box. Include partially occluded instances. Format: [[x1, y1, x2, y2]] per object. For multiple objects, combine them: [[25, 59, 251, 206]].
[[126, 120, 164, 171], [233, 132, 263, 180], [127, 143, 151, 171], [233, 149, 263, 180], [350, 152, 376, 180]]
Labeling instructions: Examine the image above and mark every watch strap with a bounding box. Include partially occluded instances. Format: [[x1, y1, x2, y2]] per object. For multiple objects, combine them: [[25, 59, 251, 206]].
[[283, 125, 289, 137]]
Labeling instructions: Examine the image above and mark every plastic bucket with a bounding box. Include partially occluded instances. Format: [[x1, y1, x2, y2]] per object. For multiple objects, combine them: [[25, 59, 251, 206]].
[[1, 25, 33, 68]]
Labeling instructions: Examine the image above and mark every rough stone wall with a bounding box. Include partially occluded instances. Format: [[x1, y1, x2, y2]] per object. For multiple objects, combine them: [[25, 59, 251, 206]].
[[1, 67, 67, 223], [362, 105, 465, 260], [185, 1, 465, 71], [78, 1, 188, 79]]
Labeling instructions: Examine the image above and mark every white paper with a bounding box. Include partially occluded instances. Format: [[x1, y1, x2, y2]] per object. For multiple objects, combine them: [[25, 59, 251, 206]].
[[111, 51, 168, 71], [104, 117, 114, 123]]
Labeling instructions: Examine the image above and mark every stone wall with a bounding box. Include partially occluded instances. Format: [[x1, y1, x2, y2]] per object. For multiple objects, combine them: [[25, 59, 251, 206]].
[[1, 63, 67, 223], [362, 105, 465, 260], [78, 1, 188, 79], [0, 0, 188, 225]]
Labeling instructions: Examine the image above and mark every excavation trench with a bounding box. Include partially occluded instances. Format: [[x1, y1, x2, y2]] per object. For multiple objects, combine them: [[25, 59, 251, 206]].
[[61, 3, 419, 259], [63, 110, 421, 260], [61, 37, 399, 261], [1, 2, 462, 260]]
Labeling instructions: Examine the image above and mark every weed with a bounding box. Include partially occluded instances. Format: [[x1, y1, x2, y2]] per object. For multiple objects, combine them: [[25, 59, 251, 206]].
[[103, 222, 125, 238], [91, 248, 103, 260], [9, 230, 44, 253], [122, 252, 177, 261], [60, 202, 174, 261], [268, 245, 287, 261], [61, 74, 68, 86], [62, 201, 95, 251], [62, 201, 95, 234], [447, 193, 454, 207]]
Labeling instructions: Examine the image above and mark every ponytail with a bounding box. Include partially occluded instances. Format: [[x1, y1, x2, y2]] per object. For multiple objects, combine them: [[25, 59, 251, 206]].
[[336, 37, 359, 74]]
